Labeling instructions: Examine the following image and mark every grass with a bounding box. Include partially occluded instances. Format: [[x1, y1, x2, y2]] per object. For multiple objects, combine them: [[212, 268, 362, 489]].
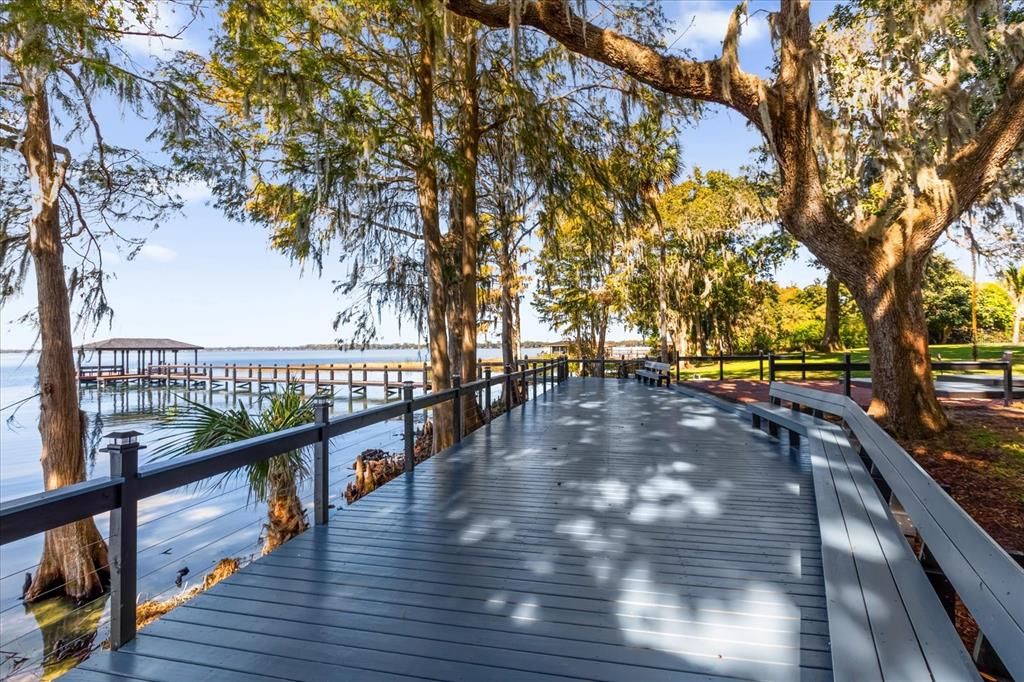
[[673, 343, 1023, 381], [961, 423, 1024, 504]]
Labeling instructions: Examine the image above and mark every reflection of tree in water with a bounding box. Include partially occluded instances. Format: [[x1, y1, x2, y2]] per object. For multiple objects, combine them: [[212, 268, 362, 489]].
[[85, 408, 105, 465], [24, 592, 108, 681]]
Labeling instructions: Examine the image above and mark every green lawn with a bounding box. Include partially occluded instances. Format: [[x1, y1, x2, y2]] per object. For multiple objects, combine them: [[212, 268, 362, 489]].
[[674, 343, 1023, 381]]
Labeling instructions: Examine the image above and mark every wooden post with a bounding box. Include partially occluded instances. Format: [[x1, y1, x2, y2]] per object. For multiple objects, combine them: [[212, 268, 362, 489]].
[[801, 349, 807, 380], [313, 398, 330, 526], [759, 351, 765, 381], [422, 362, 428, 392], [403, 382, 415, 472], [532, 362, 537, 400], [384, 365, 389, 393], [347, 364, 353, 389], [844, 352, 852, 397], [1002, 351, 1013, 407], [718, 352, 724, 381], [768, 352, 776, 383], [107, 431, 142, 650], [504, 365, 513, 413], [452, 375, 462, 443], [484, 368, 492, 422]]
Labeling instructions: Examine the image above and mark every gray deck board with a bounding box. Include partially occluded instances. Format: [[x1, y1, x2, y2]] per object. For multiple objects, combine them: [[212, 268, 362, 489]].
[[67, 379, 832, 681]]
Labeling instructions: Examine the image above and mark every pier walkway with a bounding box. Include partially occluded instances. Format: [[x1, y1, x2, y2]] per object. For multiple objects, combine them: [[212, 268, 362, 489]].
[[69, 379, 830, 681]]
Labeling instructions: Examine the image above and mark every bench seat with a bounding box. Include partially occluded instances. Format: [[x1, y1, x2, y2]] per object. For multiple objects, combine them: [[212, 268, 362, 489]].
[[748, 401, 817, 447], [635, 361, 671, 387], [748, 383, 983, 681]]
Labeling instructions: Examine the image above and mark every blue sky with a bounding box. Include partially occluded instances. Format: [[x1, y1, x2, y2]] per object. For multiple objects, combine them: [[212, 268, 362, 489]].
[[0, 1, 992, 349]]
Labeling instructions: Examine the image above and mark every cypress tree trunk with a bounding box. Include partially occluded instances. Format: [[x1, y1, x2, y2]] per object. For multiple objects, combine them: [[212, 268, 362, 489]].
[[415, 0, 452, 451], [821, 272, 842, 351], [457, 18, 482, 428], [19, 47, 108, 603]]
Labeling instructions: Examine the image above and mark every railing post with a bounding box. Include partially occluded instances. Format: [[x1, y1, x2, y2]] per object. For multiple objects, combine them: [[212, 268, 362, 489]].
[[759, 350, 765, 381], [532, 362, 537, 400], [452, 375, 462, 443], [484, 368, 492, 422], [403, 381, 415, 472], [1002, 351, 1013, 407], [313, 396, 330, 526], [504, 365, 513, 413], [106, 430, 143, 650], [801, 349, 807, 380], [676, 358, 681, 383], [718, 352, 724, 381], [844, 352, 852, 397], [520, 362, 528, 402], [768, 352, 776, 383]]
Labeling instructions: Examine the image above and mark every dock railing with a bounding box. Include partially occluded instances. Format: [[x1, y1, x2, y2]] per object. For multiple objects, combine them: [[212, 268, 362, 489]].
[[0, 358, 569, 651]]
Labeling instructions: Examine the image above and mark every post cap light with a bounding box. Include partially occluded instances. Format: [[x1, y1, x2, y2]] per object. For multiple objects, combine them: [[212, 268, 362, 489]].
[[103, 431, 145, 452]]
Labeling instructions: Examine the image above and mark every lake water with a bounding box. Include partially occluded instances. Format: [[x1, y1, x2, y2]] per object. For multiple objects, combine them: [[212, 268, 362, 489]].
[[0, 348, 509, 681]]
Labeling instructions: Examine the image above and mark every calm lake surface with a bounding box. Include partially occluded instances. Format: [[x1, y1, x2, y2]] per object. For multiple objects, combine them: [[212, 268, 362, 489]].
[[0, 348, 507, 681]]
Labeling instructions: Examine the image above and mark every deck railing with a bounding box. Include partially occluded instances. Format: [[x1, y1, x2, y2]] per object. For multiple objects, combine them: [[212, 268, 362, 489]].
[[657, 352, 1017, 405], [0, 358, 570, 651]]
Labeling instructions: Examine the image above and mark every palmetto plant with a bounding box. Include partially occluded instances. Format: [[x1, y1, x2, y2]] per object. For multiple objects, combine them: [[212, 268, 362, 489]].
[[1003, 265, 1024, 345], [155, 390, 314, 555]]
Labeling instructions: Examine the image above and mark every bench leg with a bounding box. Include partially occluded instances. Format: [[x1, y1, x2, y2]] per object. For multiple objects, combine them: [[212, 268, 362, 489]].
[[752, 414, 761, 429], [768, 422, 779, 438], [789, 430, 800, 448]]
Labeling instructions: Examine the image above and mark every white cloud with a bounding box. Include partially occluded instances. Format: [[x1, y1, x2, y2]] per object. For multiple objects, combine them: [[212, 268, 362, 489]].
[[118, 3, 195, 57], [170, 179, 213, 204], [139, 244, 177, 263], [666, 1, 768, 59]]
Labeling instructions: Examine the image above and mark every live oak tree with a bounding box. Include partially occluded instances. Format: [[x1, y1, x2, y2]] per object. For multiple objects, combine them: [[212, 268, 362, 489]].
[[0, 0, 191, 601], [446, 0, 1024, 437], [627, 169, 790, 356]]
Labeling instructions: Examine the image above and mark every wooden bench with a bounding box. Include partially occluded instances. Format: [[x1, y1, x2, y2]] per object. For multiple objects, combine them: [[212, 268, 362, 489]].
[[635, 360, 672, 386], [749, 382, 1008, 681]]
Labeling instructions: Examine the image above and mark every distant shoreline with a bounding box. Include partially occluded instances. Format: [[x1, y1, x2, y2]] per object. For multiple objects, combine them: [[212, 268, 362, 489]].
[[1, 340, 648, 354]]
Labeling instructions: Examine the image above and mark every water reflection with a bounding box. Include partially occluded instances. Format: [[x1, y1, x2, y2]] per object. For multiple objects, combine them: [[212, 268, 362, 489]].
[[0, 377, 406, 681]]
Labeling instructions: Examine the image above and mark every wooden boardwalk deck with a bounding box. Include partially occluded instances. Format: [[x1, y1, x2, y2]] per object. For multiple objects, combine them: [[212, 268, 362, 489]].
[[68, 379, 831, 681]]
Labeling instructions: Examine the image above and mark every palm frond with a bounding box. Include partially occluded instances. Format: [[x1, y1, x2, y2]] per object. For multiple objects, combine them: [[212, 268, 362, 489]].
[[152, 392, 316, 504]]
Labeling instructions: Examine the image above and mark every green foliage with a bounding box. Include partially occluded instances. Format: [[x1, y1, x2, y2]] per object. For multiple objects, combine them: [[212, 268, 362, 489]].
[[0, 0, 195, 330], [922, 254, 1015, 343], [623, 168, 792, 354], [155, 392, 313, 504]]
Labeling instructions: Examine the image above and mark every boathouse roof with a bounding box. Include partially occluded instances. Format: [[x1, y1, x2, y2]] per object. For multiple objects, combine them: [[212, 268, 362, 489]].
[[79, 337, 203, 351]]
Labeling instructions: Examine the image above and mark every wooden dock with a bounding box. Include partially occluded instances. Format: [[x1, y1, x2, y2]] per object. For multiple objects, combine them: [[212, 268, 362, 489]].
[[68, 379, 832, 681], [79, 360, 522, 396]]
